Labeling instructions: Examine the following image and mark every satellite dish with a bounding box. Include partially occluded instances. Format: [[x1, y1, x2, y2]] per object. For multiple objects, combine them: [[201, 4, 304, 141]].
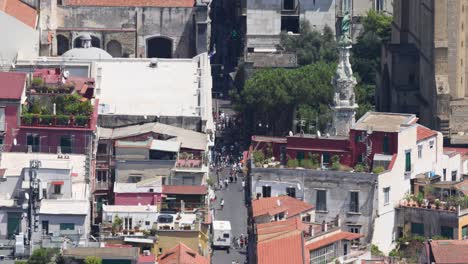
[[13, 138, 17, 146], [24, 193, 29, 200], [317, 131, 321, 138], [63, 71, 70, 79]]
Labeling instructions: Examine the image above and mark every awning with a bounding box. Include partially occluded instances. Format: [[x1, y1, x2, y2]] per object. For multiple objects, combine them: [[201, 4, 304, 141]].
[[51, 181, 64, 185]]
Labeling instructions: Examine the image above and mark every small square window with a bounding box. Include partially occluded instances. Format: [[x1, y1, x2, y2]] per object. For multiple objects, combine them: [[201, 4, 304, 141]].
[[145, 221, 150, 226], [54, 185, 61, 194]]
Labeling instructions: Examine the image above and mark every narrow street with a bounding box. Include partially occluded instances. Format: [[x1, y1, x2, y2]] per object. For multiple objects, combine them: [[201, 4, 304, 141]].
[[211, 168, 248, 264]]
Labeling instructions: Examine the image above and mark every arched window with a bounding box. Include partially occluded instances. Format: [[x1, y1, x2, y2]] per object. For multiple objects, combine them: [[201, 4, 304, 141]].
[[146, 36, 173, 58], [106, 40, 122, 57], [56, 35, 69, 55], [91, 36, 101, 48]]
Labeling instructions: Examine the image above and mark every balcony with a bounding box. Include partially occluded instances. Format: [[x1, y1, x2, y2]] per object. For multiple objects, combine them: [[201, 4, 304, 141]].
[[95, 181, 110, 190], [21, 114, 91, 129]]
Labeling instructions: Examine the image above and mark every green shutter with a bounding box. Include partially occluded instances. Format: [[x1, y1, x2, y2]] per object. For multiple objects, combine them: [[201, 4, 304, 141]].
[[405, 152, 411, 172], [411, 222, 424, 236], [323, 153, 330, 164], [297, 151, 305, 161], [440, 226, 453, 239], [462, 225, 468, 238], [383, 136, 389, 154]]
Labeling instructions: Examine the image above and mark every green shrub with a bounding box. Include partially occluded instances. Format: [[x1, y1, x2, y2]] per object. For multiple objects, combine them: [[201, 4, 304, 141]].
[[22, 113, 34, 125], [372, 166, 385, 174], [252, 150, 265, 164], [302, 159, 318, 169], [370, 244, 384, 256], [354, 163, 365, 172], [14, 261, 27, 264], [85, 256, 102, 264], [431, 235, 448, 240], [39, 114, 53, 125], [56, 115, 70, 126], [331, 162, 341, 171], [287, 158, 299, 168], [75, 115, 89, 126], [32, 77, 43, 87]]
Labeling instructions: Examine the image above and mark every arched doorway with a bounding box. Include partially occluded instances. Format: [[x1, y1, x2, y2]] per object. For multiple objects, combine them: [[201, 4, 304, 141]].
[[56, 35, 69, 55], [106, 40, 122, 57], [91, 36, 101, 48], [146, 37, 172, 58]]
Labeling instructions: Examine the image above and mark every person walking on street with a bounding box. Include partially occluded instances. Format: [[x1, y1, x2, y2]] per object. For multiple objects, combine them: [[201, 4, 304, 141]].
[[220, 198, 225, 210], [224, 178, 229, 188]]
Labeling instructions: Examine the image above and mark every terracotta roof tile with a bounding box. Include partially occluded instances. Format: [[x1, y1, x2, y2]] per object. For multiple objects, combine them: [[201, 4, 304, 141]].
[[257, 230, 305, 264], [305, 231, 362, 251], [64, 0, 194, 7], [0, 71, 26, 100], [158, 242, 209, 264], [162, 185, 207, 195], [0, 0, 37, 28], [252, 196, 314, 219], [430, 240, 468, 263], [417, 125, 438, 141]]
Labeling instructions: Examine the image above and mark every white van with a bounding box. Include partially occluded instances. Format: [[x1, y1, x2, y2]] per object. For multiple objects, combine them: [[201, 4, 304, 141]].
[[212, 220, 232, 248]]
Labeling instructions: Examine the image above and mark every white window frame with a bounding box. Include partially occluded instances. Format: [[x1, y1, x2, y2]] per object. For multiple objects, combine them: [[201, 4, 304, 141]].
[[383, 187, 390, 205], [417, 144, 423, 159]]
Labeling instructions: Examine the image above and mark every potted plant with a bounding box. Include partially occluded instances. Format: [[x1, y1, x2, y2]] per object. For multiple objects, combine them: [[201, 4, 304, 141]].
[[56, 115, 70, 126], [75, 115, 89, 127], [39, 114, 53, 125], [415, 193, 424, 207], [434, 199, 441, 209], [22, 113, 34, 125]]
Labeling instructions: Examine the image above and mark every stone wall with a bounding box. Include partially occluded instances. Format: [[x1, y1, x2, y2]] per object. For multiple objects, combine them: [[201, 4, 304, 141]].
[[395, 206, 459, 239], [250, 167, 378, 243]]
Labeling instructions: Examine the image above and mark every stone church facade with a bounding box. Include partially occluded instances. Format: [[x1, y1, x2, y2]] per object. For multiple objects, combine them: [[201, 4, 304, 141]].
[[378, 0, 468, 144], [34, 0, 211, 58]]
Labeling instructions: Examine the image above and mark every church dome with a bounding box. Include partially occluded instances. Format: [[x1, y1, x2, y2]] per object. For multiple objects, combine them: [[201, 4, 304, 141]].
[[62, 34, 112, 59]]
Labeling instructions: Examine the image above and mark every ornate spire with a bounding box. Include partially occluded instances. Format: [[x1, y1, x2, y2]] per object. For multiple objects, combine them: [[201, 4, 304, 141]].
[[330, 14, 358, 137]]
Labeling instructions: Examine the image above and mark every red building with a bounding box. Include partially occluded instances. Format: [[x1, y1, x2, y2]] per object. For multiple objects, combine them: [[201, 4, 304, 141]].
[[251, 112, 419, 169], [0, 69, 98, 154]]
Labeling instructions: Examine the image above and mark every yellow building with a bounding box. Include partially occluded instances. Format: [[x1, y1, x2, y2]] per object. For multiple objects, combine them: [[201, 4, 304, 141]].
[[459, 208, 468, 239]]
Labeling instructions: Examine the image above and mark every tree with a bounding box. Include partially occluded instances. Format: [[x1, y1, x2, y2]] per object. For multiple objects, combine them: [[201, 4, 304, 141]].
[[85, 256, 102, 264], [233, 61, 335, 136], [280, 21, 337, 66], [28, 248, 58, 264], [352, 11, 392, 87]]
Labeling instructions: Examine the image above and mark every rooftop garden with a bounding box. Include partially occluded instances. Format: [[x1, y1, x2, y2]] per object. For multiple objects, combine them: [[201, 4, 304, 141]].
[[29, 77, 76, 94], [21, 93, 94, 128], [399, 186, 468, 211]]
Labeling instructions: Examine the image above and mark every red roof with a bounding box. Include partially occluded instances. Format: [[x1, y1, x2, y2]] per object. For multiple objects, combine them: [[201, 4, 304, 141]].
[[444, 147, 468, 159], [257, 230, 305, 264], [305, 231, 362, 251], [64, 0, 194, 7], [430, 240, 468, 263], [0, 71, 26, 100], [416, 125, 437, 141], [138, 254, 156, 264], [162, 185, 207, 195], [0, 0, 37, 28], [158, 242, 209, 264], [256, 217, 307, 239], [252, 196, 314, 219]]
